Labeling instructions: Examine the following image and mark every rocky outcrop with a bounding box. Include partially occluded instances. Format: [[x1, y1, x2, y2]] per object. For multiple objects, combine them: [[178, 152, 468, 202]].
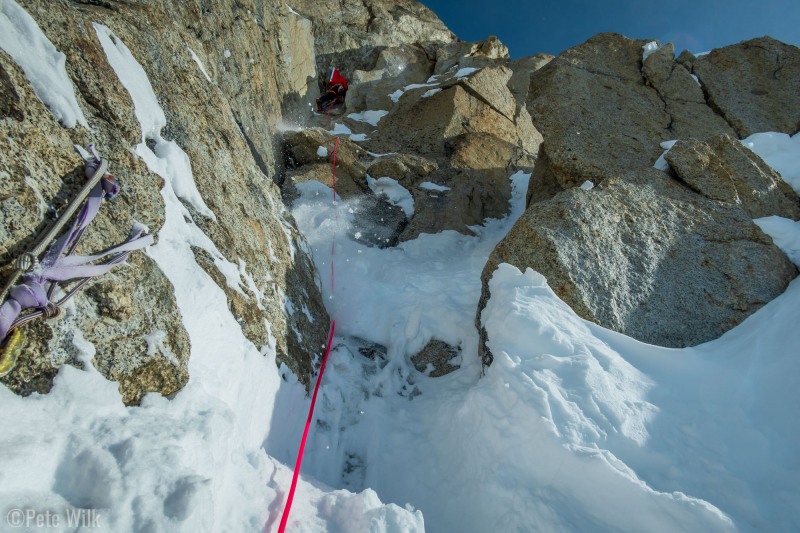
[[482, 169, 798, 351], [479, 33, 800, 357], [1, 0, 329, 403], [690, 37, 800, 138], [665, 135, 800, 219]]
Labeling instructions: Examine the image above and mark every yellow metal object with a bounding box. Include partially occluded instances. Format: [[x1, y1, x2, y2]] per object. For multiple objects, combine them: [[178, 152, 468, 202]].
[[0, 328, 25, 378]]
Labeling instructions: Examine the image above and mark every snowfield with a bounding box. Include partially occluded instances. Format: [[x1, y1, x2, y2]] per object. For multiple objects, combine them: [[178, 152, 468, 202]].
[[1, 1, 799, 531]]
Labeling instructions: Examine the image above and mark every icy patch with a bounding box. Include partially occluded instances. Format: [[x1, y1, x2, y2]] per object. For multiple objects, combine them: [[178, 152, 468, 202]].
[[642, 41, 661, 61], [187, 47, 212, 82], [691, 74, 701, 86], [349, 133, 368, 142], [143, 330, 179, 366], [347, 110, 388, 126], [0, 0, 88, 128], [93, 23, 216, 220], [317, 145, 328, 157], [366, 176, 414, 217], [389, 89, 404, 103]]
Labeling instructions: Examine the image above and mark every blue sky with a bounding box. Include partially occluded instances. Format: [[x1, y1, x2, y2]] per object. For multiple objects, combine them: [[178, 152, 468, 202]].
[[420, 0, 800, 58]]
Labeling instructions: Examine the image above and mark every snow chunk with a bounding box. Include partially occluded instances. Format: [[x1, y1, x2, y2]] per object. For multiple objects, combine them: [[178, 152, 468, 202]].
[[642, 41, 661, 61], [691, 74, 701, 86], [0, 0, 88, 128], [223, 49, 231, 59], [389, 89, 404, 103], [285, 4, 302, 16], [367, 176, 414, 217], [420, 181, 450, 192], [347, 110, 388, 126], [455, 67, 479, 78], [580, 180, 594, 190], [317, 145, 328, 157], [188, 47, 212, 82], [349, 133, 368, 142], [330, 122, 352, 136]]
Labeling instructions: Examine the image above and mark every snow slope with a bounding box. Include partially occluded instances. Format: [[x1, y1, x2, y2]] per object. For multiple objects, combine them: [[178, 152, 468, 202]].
[[1, 1, 799, 531]]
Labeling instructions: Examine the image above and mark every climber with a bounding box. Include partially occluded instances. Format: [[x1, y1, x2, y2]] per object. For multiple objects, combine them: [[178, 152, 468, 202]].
[[316, 67, 348, 113]]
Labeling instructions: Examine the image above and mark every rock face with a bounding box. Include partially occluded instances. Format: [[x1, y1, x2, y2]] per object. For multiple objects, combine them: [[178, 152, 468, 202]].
[[689, 37, 800, 138], [479, 33, 800, 359], [1, 0, 329, 403], [289, 0, 454, 75]]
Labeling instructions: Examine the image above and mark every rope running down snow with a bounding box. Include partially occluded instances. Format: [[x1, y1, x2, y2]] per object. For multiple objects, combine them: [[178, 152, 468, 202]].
[[277, 136, 340, 533]]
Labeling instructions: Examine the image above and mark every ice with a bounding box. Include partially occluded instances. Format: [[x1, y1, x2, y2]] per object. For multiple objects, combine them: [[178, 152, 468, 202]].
[[0, 0, 88, 128]]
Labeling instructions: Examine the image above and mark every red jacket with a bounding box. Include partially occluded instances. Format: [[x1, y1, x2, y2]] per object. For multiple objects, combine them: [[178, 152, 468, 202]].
[[328, 68, 348, 90]]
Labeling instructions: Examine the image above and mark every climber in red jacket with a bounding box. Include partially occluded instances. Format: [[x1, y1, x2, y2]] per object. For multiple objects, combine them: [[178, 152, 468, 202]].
[[316, 67, 348, 112]]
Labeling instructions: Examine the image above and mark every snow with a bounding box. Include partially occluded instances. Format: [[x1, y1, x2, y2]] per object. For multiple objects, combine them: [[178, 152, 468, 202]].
[[316, 145, 328, 157], [366, 176, 415, 217], [419, 181, 450, 192], [187, 46, 212, 82], [347, 110, 389, 126], [653, 139, 677, 171], [223, 49, 231, 59], [580, 180, 594, 190], [454, 67, 479, 78], [642, 40, 661, 61], [94, 23, 216, 221], [0, 0, 88, 128], [742, 131, 800, 193], [420, 88, 442, 99]]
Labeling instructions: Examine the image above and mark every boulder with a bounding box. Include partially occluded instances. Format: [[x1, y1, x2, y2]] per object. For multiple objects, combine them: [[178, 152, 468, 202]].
[[283, 128, 370, 198], [481, 169, 798, 357], [411, 339, 461, 377], [369, 66, 535, 160], [665, 135, 800, 219], [691, 37, 800, 138], [400, 167, 511, 241]]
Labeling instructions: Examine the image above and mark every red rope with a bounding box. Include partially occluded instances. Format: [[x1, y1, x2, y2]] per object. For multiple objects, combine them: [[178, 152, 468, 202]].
[[277, 320, 336, 533], [330, 137, 339, 294], [277, 136, 341, 533]]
